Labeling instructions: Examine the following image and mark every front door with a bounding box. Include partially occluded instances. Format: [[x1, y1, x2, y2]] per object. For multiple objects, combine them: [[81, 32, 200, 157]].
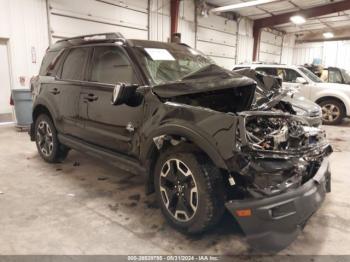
[[79, 45, 143, 156], [280, 68, 311, 99]]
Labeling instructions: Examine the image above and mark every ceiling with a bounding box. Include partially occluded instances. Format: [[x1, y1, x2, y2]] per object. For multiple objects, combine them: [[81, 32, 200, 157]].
[[207, 0, 350, 35]]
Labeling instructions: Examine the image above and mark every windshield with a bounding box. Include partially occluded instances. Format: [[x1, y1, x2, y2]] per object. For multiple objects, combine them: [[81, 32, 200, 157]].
[[133, 45, 215, 85], [341, 69, 350, 84], [298, 67, 323, 83]]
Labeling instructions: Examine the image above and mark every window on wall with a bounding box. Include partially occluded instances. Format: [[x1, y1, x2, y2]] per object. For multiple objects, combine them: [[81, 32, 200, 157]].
[[61, 48, 90, 81], [90, 46, 138, 84]]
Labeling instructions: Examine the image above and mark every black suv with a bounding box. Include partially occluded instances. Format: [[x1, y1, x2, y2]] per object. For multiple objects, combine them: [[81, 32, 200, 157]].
[[30, 33, 332, 251]]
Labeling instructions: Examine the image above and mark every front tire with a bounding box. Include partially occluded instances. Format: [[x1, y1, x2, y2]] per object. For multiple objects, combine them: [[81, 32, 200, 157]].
[[154, 147, 225, 234], [34, 114, 69, 163], [319, 99, 345, 125]]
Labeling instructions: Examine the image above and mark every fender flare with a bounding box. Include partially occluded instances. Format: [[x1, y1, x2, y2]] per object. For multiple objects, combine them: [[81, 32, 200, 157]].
[[140, 124, 228, 170], [32, 97, 59, 125], [140, 124, 229, 194]]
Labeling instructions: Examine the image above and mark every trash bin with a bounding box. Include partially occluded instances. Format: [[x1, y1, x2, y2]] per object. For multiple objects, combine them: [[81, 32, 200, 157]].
[[11, 89, 33, 128]]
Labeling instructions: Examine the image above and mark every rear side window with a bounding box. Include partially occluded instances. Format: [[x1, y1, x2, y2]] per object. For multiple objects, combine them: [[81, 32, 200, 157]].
[[328, 69, 343, 83], [90, 46, 138, 84], [39, 51, 59, 75], [256, 67, 277, 76], [61, 48, 90, 81]]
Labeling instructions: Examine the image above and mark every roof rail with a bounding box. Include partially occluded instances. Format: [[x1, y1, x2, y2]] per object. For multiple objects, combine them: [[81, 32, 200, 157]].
[[56, 32, 125, 43]]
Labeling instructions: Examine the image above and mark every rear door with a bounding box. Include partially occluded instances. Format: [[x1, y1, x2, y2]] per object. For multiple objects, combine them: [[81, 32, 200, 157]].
[[78, 45, 144, 156], [281, 68, 311, 98], [55, 47, 91, 136]]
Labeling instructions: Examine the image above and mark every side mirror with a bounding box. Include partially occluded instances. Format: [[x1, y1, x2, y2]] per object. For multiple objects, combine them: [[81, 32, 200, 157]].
[[296, 77, 307, 84], [111, 83, 139, 105]]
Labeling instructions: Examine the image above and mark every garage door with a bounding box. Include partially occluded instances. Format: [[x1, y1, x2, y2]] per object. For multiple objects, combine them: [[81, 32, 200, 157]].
[[0, 39, 12, 122], [197, 15, 237, 69], [259, 29, 283, 63], [48, 0, 149, 42]]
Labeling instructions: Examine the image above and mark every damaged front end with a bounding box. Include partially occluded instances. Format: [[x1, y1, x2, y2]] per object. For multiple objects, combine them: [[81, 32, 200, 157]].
[[225, 111, 332, 251], [148, 64, 332, 251]]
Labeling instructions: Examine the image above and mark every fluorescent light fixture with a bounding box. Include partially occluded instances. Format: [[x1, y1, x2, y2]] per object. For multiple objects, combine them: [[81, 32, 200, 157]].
[[211, 0, 279, 12], [290, 15, 306, 25], [323, 32, 334, 39]]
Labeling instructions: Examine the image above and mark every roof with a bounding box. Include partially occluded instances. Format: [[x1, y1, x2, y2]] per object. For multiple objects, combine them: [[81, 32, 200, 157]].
[[207, 0, 350, 35], [48, 33, 191, 52]]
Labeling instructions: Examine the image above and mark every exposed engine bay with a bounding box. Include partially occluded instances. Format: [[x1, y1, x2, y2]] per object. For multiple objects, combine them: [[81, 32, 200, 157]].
[[153, 65, 331, 201], [231, 113, 332, 199], [245, 115, 325, 152]]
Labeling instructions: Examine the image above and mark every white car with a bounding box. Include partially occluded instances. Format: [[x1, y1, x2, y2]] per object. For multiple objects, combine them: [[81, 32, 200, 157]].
[[233, 63, 350, 125]]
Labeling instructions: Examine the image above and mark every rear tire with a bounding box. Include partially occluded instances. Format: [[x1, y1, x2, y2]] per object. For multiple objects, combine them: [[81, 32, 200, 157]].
[[34, 114, 69, 163], [154, 147, 225, 234], [318, 99, 345, 125]]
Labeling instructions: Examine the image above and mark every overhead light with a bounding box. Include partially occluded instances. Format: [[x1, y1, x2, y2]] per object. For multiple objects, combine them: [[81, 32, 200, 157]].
[[323, 32, 334, 39], [211, 0, 279, 12], [290, 15, 306, 25]]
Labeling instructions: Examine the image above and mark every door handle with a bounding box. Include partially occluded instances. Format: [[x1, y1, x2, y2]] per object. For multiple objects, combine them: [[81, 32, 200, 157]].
[[50, 88, 60, 95], [83, 93, 98, 102]]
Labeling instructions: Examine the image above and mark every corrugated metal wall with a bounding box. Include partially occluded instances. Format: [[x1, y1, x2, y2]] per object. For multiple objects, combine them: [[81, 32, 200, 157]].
[[292, 42, 323, 66], [149, 0, 170, 42], [280, 34, 295, 65], [178, 0, 195, 47], [293, 40, 350, 69]]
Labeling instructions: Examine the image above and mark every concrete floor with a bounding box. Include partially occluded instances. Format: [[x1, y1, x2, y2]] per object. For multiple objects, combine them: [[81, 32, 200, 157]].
[[1, 123, 350, 255]]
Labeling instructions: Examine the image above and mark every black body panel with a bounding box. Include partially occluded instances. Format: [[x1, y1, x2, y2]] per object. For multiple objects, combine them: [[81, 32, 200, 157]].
[[226, 157, 331, 251], [30, 33, 333, 252]]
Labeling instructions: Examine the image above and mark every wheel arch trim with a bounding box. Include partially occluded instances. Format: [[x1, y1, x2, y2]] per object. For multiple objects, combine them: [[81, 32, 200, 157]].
[[140, 124, 229, 194], [314, 92, 350, 116]]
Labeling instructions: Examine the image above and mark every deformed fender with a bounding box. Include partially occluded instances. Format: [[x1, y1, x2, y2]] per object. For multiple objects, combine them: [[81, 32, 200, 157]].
[[140, 124, 229, 170]]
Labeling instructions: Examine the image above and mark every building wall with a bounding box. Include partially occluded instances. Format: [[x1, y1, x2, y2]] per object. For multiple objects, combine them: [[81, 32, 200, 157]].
[[0, 0, 258, 90], [236, 18, 254, 64], [0, 0, 48, 90], [258, 28, 283, 63], [293, 40, 350, 69], [280, 34, 295, 65]]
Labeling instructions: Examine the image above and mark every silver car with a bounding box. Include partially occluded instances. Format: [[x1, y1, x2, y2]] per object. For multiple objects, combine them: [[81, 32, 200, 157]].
[[234, 63, 349, 125]]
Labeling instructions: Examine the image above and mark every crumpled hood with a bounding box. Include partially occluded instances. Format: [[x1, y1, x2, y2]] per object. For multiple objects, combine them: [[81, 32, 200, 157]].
[[152, 64, 256, 98], [283, 95, 321, 115]]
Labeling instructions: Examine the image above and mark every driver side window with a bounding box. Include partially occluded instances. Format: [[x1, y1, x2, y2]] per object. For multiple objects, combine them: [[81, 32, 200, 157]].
[[90, 46, 138, 84], [283, 69, 303, 83]]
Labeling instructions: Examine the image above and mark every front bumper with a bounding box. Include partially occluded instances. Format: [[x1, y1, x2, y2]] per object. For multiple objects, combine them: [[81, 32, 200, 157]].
[[225, 157, 331, 251]]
